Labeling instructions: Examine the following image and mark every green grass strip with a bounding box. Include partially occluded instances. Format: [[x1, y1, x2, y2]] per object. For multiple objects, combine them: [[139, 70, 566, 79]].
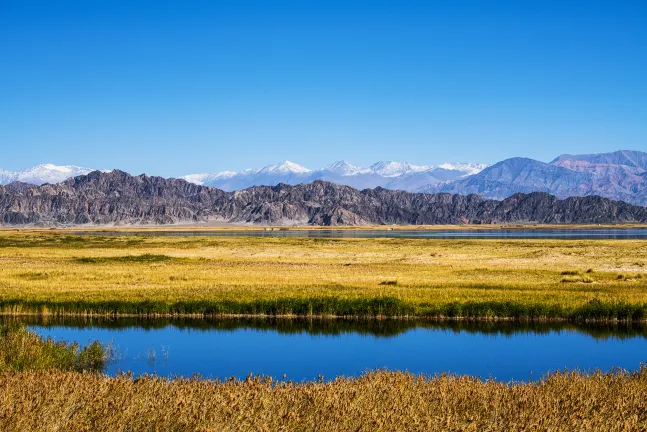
[[1, 298, 646, 320]]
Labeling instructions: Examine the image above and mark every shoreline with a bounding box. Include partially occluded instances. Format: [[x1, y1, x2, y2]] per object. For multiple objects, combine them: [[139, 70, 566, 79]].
[[2, 222, 647, 233], [2, 310, 646, 324]]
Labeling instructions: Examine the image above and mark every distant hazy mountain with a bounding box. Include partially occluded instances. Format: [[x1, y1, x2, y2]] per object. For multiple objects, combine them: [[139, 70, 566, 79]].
[[2, 170, 645, 226], [0, 164, 94, 186], [428, 150, 647, 206], [182, 160, 487, 192], [552, 150, 647, 171], [430, 157, 594, 198]]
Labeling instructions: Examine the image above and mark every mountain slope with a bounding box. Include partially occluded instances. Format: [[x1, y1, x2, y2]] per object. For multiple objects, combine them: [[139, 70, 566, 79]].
[[551, 150, 647, 171], [1, 170, 645, 226], [549, 150, 647, 205], [431, 158, 593, 197]]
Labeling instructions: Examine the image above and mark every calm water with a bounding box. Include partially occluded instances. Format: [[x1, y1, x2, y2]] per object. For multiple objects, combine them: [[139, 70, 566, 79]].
[[7, 317, 647, 382], [72, 228, 647, 240]]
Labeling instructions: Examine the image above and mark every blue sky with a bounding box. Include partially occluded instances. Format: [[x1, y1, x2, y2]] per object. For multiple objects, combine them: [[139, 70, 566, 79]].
[[1, 0, 646, 176]]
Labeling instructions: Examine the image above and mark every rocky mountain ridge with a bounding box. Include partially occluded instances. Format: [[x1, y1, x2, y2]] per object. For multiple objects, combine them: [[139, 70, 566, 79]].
[[1, 170, 645, 226]]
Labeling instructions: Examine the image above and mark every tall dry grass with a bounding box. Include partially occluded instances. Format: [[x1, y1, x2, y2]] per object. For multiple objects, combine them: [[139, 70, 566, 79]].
[[1, 368, 646, 431]]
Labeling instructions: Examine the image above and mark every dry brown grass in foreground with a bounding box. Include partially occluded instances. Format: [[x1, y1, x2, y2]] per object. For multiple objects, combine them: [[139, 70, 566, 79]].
[[1, 369, 646, 431]]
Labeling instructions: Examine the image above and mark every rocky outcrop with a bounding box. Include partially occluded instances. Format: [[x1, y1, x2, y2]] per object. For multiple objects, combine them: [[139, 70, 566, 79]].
[[1, 170, 646, 226]]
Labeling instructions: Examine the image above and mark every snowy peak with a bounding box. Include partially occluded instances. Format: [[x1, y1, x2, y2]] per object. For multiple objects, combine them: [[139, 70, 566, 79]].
[[437, 162, 488, 176], [17, 164, 94, 185], [182, 171, 238, 186], [0, 169, 15, 184], [369, 161, 430, 177], [325, 160, 371, 176], [0, 164, 95, 186], [179, 161, 311, 187], [258, 160, 311, 174]]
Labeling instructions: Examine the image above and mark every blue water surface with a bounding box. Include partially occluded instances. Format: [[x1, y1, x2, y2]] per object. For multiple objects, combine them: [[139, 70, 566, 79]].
[[21, 319, 647, 382]]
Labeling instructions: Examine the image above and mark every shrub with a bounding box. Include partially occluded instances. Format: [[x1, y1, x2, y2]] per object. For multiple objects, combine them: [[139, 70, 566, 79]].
[[560, 276, 581, 283]]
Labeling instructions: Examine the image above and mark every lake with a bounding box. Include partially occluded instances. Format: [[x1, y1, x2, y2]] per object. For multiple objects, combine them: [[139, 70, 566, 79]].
[[7, 317, 647, 382], [72, 228, 647, 240]]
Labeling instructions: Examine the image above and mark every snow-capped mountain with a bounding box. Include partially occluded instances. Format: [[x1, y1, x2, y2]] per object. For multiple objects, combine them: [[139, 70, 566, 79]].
[[0, 164, 95, 186], [182, 171, 239, 186], [182, 159, 487, 192], [437, 162, 489, 176], [323, 161, 371, 176], [368, 161, 431, 177], [0, 169, 16, 185], [258, 160, 311, 175], [183, 161, 315, 190]]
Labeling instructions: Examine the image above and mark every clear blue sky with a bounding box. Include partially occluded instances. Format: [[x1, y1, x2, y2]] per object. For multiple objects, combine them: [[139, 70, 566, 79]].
[[1, 0, 646, 176]]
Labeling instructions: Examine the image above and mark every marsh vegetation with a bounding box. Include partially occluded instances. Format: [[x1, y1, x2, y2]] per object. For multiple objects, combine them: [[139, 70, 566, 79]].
[[0, 324, 107, 373], [0, 232, 646, 319], [2, 367, 646, 431]]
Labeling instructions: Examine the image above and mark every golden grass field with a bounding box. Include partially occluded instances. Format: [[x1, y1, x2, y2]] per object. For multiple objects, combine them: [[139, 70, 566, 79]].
[[2, 368, 646, 431], [0, 230, 646, 318]]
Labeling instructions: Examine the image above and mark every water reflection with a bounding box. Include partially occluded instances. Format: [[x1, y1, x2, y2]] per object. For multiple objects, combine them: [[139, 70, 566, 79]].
[[4, 316, 646, 382], [5, 315, 647, 340]]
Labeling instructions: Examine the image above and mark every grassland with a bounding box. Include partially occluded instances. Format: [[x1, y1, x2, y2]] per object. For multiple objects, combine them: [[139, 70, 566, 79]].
[[1, 368, 645, 431], [0, 231, 646, 320]]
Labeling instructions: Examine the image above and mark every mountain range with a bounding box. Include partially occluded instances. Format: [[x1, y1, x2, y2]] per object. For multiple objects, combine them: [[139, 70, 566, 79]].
[[181, 160, 488, 192], [1, 150, 646, 206], [2, 170, 646, 226]]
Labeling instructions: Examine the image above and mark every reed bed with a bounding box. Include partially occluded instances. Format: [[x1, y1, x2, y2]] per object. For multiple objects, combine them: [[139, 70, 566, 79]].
[[0, 368, 645, 431], [0, 324, 107, 373], [0, 232, 646, 319]]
